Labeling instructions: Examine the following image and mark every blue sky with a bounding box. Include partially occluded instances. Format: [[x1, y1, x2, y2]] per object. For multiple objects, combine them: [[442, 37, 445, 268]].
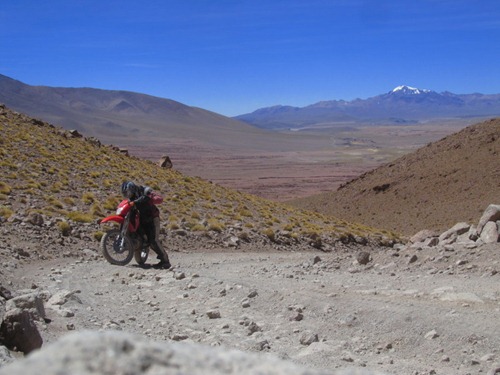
[[1, 1, 499, 116]]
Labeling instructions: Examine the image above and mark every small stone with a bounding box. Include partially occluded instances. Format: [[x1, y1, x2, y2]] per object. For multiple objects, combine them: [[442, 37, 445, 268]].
[[425, 329, 439, 339], [206, 310, 221, 319], [408, 255, 418, 264], [248, 290, 258, 298], [299, 332, 319, 346], [289, 312, 304, 321], [357, 252, 370, 265], [174, 272, 186, 280]]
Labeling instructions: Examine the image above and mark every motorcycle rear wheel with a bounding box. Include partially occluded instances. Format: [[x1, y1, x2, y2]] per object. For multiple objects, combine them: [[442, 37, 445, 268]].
[[100, 228, 134, 266]]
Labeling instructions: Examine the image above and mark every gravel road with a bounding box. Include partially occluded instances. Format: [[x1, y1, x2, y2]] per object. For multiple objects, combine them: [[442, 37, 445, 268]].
[[11, 242, 500, 375]]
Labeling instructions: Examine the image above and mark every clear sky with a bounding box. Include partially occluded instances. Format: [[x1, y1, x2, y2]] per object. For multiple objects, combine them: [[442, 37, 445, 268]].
[[1, 1, 499, 116]]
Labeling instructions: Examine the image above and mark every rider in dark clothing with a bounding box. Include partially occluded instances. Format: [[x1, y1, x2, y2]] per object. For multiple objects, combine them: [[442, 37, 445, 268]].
[[121, 181, 171, 269]]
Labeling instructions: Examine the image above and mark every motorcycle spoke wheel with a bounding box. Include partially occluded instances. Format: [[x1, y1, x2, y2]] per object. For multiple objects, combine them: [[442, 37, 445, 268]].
[[100, 228, 134, 266]]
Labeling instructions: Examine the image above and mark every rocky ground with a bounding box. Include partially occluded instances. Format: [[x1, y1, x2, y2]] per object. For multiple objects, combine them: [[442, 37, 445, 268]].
[[1, 232, 499, 375]]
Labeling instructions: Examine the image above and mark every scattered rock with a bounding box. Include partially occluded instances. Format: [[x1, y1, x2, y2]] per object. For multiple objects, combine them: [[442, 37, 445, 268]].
[[206, 310, 221, 319], [357, 252, 371, 265], [425, 330, 439, 339], [300, 332, 319, 346]]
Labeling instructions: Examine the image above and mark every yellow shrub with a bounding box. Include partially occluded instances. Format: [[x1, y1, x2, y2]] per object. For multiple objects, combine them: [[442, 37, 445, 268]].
[[67, 211, 93, 223], [82, 192, 96, 204], [207, 218, 224, 232], [58, 221, 71, 236], [262, 228, 275, 241], [0, 182, 12, 195], [0, 206, 13, 218], [93, 231, 104, 241]]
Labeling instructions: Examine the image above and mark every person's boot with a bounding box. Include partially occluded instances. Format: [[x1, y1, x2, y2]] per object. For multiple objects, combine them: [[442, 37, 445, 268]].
[[153, 259, 171, 269]]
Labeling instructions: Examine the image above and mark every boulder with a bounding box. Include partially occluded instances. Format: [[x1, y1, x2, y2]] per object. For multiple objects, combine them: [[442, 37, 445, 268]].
[[0, 330, 388, 375], [0, 308, 43, 354], [5, 293, 46, 321], [439, 222, 470, 245], [477, 204, 500, 235], [410, 229, 439, 244], [480, 221, 500, 244], [158, 155, 173, 169]]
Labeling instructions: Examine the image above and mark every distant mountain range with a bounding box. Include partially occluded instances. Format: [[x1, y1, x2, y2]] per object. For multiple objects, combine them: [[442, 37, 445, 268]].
[[2, 72, 499, 148], [234, 85, 500, 130]]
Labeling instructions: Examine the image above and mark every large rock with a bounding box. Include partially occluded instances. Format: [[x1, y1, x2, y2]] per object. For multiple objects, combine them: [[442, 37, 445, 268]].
[[0, 330, 387, 375], [0, 308, 43, 354], [480, 221, 500, 243], [477, 204, 500, 235], [409, 229, 439, 244], [158, 155, 173, 169], [6, 293, 46, 321], [439, 222, 470, 244]]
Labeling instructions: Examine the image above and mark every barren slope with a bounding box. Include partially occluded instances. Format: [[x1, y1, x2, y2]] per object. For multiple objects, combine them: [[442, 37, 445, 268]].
[[289, 118, 500, 236]]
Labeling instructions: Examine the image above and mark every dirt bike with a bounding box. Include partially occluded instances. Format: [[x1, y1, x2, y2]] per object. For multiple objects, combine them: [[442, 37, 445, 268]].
[[99, 199, 149, 266]]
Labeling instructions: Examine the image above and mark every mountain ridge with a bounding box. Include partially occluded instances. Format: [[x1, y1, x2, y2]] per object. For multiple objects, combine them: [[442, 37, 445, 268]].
[[0, 73, 274, 149], [235, 85, 500, 130]]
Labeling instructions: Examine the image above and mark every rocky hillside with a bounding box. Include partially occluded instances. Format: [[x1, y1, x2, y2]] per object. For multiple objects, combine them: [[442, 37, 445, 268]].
[[290, 118, 500, 236], [0, 104, 397, 265]]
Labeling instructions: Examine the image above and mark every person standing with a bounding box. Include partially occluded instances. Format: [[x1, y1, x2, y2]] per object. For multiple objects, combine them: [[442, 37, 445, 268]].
[[121, 181, 171, 269]]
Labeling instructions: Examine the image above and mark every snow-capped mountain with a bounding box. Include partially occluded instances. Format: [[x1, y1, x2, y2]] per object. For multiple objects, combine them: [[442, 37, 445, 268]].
[[235, 86, 500, 130], [390, 85, 431, 95]]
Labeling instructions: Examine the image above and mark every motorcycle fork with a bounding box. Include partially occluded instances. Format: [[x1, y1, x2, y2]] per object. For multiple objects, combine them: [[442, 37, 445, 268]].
[[119, 214, 130, 249]]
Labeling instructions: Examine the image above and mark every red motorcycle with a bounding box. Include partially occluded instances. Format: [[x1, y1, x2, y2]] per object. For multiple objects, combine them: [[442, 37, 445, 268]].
[[99, 199, 149, 266]]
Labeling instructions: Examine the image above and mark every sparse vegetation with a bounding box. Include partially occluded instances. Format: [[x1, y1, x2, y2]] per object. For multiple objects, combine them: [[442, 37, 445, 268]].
[[262, 228, 275, 242], [58, 221, 71, 236], [93, 231, 104, 241], [0, 181, 12, 195], [67, 211, 94, 223], [0, 206, 13, 218], [82, 192, 96, 204]]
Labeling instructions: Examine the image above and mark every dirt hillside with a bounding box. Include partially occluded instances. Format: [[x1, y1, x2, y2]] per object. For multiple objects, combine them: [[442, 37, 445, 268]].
[[290, 118, 500, 236]]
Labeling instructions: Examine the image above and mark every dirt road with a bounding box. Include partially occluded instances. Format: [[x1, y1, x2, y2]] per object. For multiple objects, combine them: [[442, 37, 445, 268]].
[[13, 242, 500, 375]]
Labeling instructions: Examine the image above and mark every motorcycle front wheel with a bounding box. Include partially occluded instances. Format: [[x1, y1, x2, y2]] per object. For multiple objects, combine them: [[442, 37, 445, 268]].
[[100, 228, 134, 266]]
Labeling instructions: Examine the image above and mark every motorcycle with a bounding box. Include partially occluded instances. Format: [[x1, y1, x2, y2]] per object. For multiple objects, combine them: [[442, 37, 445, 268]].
[[99, 199, 149, 266]]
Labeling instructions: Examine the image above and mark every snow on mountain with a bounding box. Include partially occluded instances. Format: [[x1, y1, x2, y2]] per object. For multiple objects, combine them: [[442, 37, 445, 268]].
[[391, 85, 432, 95]]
